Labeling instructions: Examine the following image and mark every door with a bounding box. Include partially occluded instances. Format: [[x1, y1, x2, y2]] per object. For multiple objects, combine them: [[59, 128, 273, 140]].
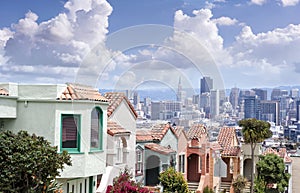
[[187, 154, 200, 182]]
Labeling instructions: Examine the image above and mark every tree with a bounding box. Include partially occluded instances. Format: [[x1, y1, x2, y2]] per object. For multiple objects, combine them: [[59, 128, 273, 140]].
[[238, 118, 272, 193], [232, 175, 247, 193], [106, 168, 151, 193], [0, 130, 72, 193], [159, 167, 189, 193], [256, 154, 290, 193]]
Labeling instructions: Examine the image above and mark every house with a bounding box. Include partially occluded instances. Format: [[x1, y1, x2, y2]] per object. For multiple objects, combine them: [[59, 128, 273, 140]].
[[97, 92, 137, 193], [217, 127, 241, 193], [263, 147, 292, 193], [0, 82, 109, 193], [135, 123, 178, 186], [185, 123, 218, 193]]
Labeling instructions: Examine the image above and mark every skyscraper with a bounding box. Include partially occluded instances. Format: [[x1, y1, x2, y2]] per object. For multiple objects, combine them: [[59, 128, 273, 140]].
[[230, 87, 239, 112], [252, 88, 267, 100], [210, 89, 219, 118], [200, 76, 213, 94], [177, 77, 186, 103], [244, 95, 260, 119], [260, 100, 279, 125]]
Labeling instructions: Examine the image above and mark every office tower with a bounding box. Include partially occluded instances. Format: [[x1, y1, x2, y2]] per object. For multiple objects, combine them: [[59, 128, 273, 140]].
[[151, 101, 182, 120], [219, 89, 226, 106], [244, 95, 260, 119], [200, 76, 213, 94], [271, 88, 281, 100], [200, 92, 210, 118], [192, 94, 200, 105], [296, 100, 300, 121], [260, 100, 279, 125], [177, 77, 186, 103], [252, 88, 267, 100], [133, 91, 140, 106], [230, 87, 239, 112], [210, 90, 220, 118], [290, 88, 299, 99]]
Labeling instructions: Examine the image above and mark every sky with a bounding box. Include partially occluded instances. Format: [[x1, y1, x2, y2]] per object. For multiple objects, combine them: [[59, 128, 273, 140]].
[[0, 0, 300, 94]]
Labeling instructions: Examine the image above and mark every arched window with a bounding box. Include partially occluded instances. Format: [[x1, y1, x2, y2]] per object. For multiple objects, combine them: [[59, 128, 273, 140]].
[[91, 107, 103, 150]]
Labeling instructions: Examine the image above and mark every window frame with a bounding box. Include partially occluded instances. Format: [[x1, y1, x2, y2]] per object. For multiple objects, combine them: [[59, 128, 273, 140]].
[[136, 148, 143, 176], [61, 114, 81, 153], [90, 107, 103, 151]]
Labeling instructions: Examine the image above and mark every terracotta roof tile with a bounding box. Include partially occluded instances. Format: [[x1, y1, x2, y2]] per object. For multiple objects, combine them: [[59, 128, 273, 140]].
[[186, 124, 207, 139], [0, 88, 9, 96], [57, 83, 108, 102], [263, 147, 292, 163], [107, 121, 131, 136], [104, 92, 138, 119], [145, 143, 176, 155], [136, 123, 177, 142], [217, 127, 240, 157]]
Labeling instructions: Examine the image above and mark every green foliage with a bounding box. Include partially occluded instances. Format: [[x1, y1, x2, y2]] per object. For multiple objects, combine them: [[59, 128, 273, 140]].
[[232, 175, 247, 193], [254, 176, 266, 193], [106, 168, 151, 193], [0, 130, 72, 193], [256, 153, 290, 193], [203, 186, 214, 193], [159, 167, 189, 193], [238, 118, 272, 193]]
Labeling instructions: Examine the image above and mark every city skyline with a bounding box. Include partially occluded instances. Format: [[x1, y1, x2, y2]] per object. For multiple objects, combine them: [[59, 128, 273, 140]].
[[0, 0, 300, 91]]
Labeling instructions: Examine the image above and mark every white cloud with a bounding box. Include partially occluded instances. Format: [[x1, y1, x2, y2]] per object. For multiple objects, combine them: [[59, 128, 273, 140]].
[[0, 0, 113, 84], [280, 0, 300, 6], [250, 0, 267, 5], [213, 16, 238, 26]]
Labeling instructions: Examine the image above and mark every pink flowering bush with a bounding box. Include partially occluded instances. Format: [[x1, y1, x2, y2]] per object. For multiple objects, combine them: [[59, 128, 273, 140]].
[[106, 168, 152, 193]]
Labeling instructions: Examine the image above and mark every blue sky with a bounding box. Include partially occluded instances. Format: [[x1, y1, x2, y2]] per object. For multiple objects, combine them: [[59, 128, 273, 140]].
[[0, 0, 300, 92]]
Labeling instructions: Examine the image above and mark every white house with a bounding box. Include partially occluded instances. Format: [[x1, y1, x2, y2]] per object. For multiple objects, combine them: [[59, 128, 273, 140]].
[[0, 82, 109, 193], [97, 92, 137, 193]]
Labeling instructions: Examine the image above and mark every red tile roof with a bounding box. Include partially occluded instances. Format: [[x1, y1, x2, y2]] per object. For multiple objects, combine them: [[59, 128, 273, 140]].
[[0, 88, 9, 96], [186, 124, 207, 139], [217, 127, 240, 156], [57, 83, 108, 102], [107, 121, 131, 136], [145, 143, 176, 155], [263, 147, 292, 163], [136, 123, 177, 142], [104, 92, 138, 119]]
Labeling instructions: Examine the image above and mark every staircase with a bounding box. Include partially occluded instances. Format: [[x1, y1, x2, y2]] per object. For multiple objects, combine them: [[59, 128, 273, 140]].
[[188, 182, 199, 192], [244, 182, 251, 193], [219, 182, 231, 193]]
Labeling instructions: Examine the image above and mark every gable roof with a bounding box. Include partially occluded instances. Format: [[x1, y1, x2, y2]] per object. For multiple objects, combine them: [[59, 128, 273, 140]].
[[57, 83, 108, 102], [107, 121, 131, 136], [136, 123, 177, 142], [0, 88, 9, 96], [217, 127, 240, 157], [145, 143, 176, 155], [104, 92, 138, 119], [186, 124, 207, 140], [263, 147, 292, 163]]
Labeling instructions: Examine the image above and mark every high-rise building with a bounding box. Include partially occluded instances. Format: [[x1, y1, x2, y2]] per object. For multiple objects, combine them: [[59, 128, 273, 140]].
[[200, 76, 213, 94], [271, 88, 281, 100], [177, 77, 186, 103], [260, 100, 279, 125], [133, 91, 140, 106], [151, 101, 182, 120], [244, 95, 260, 119], [230, 87, 239, 112], [210, 90, 219, 118], [252, 88, 267, 100], [290, 88, 299, 99]]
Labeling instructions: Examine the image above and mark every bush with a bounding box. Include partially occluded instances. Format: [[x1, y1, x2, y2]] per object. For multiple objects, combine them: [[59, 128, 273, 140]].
[[203, 186, 214, 193], [159, 167, 189, 193], [232, 175, 247, 193], [106, 168, 151, 193]]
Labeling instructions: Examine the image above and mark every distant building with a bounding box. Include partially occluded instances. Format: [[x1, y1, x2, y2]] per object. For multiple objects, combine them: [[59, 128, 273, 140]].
[[260, 100, 279, 125], [252, 88, 267, 100], [229, 87, 239, 113], [244, 95, 260, 119], [271, 88, 281, 100], [290, 88, 299, 99], [200, 76, 213, 94], [151, 101, 181, 120], [210, 89, 220, 118]]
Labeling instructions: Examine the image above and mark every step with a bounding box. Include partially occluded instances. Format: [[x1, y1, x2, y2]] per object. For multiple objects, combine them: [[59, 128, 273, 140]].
[[188, 182, 199, 191]]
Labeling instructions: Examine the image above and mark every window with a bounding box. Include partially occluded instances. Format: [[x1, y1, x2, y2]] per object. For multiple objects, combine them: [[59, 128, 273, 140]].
[[61, 114, 81, 152], [116, 138, 123, 163], [136, 149, 143, 175], [91, 108, 103, 150], [179, 154, 185, 173]]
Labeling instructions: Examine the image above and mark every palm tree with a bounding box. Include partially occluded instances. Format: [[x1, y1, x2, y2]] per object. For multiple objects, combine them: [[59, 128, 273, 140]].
[[238, 118, 272, 193]]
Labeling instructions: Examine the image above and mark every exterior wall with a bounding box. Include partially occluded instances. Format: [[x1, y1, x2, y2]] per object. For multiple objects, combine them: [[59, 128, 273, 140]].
[[160, 129, 178, 152], [177, 130, 188, 178], [241, 143, 261, 177], [0, 97, 17, 118]]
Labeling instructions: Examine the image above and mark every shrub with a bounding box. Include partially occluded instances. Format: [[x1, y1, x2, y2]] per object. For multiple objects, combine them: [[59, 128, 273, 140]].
[[203, 186, 214, 193], [106, 168, 151, 193], [159, 167, 189, 193]]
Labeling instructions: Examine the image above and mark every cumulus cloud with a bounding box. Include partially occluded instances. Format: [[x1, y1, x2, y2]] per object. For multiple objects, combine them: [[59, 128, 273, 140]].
[[250, 0, 267, 5], [0, 0, 113, 83], [280, 0, 300, 6], [213, 16, 238, 26]]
